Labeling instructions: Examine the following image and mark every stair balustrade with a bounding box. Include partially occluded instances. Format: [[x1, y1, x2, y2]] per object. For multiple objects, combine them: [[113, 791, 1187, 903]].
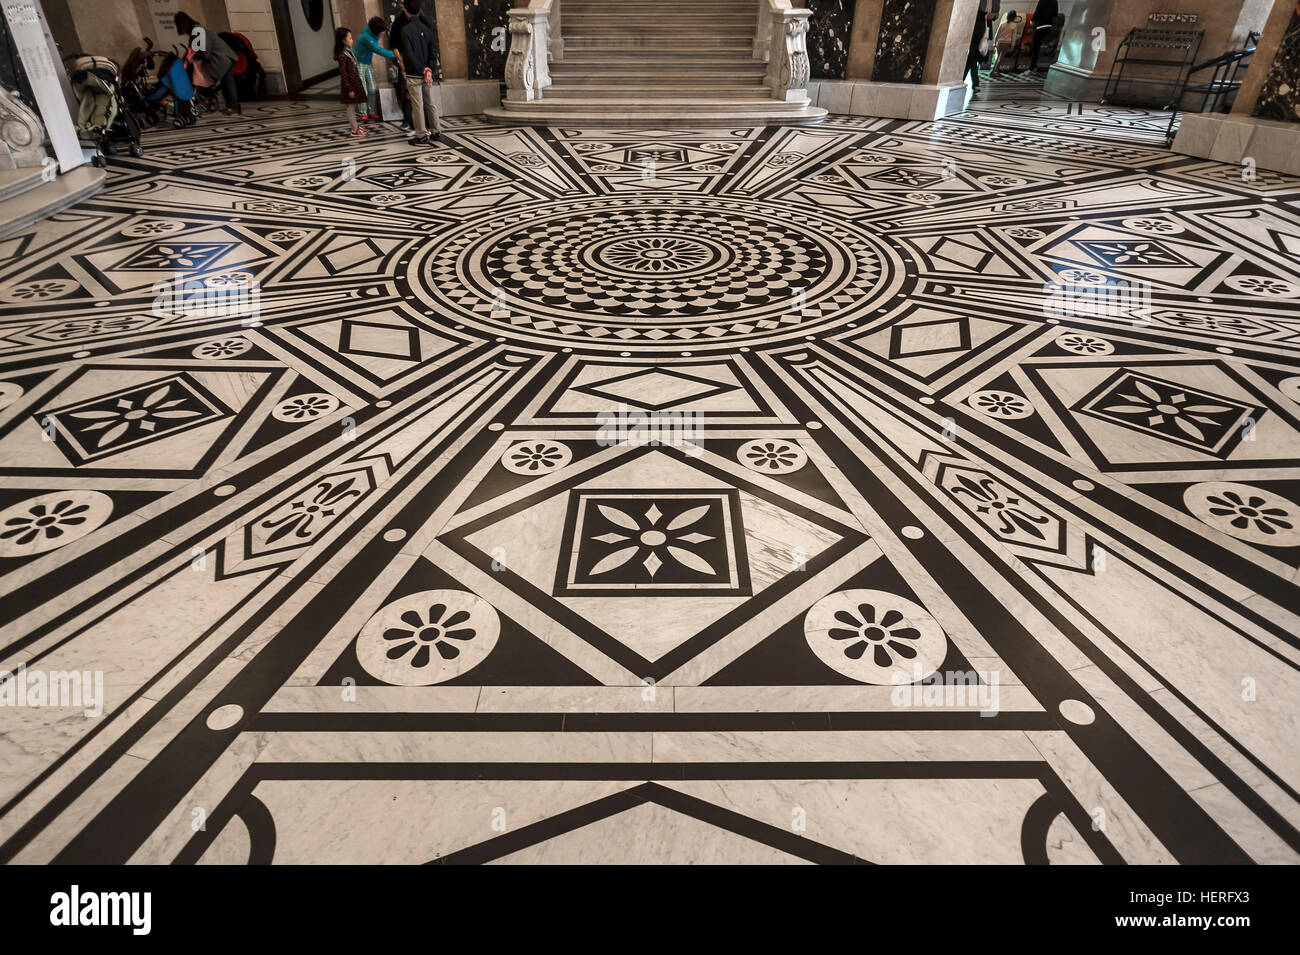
[[505, 0, 554, 103], [758, 2, 812, 102]]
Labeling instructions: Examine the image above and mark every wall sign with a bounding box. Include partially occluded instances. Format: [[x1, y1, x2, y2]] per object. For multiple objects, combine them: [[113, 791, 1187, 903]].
[[1, 0, 83, 171], [148, 0, 181, 43]]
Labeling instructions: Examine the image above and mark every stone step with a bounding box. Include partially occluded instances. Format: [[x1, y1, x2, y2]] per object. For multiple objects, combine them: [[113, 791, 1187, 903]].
[[552, 54, 762, 67], [0, 165, 106, 239], [0, 165, 47, 204], [564, 2, 756, 9], [564, 36, 754, 50], [564, 18, 755, 32], [547, 75, 770, 87], [544, 85, 771, 99], [565, 27, 755, 39], [485, 102, 827, 127], [501, 94, 811, 111], [564, 4, 755, 12]]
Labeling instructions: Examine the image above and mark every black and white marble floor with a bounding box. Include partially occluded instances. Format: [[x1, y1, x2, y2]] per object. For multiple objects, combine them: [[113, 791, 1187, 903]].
[[1, 98, 1298, 864]]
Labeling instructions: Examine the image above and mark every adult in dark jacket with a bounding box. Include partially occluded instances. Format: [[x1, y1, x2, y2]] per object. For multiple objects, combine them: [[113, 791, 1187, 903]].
[[397, 0, 441, 144], [964, 0, 1001, 93], [1030, 0, 1060, 71], [174, 11, 240, 114]]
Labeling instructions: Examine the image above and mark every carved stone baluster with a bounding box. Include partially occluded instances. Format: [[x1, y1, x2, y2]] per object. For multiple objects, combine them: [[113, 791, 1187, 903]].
[[0, 86, 48, 169], [767, 7, 812, 102], [505, 4, 553, 103]]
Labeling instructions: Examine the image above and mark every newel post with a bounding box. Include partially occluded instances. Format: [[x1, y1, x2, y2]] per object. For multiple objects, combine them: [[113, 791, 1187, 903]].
[[767, 6, 811, 102], [505, 3, 553, 103]]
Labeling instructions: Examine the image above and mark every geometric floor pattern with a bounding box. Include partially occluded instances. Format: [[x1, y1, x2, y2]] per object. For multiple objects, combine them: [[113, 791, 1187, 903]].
[[1, 99, 1298, 864]]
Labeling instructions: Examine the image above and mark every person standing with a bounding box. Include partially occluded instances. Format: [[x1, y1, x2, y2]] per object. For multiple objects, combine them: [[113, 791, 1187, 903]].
[[353, 17, 396, 121], [993, 11, 1020, 76], [1029, 0, 1059, 71], [964, 0, 1001, 94], [174, 11, 240, 114], [335, 27, 367, 136], [396, 0, 441, 145]]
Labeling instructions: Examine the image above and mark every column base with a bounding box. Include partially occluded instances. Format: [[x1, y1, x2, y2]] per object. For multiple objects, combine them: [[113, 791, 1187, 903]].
[[1172, 112, 1300, 176], [807, 79, 969, 120]]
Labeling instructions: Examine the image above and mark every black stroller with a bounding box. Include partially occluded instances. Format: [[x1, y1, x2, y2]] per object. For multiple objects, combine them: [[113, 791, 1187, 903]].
[[65, 54, 144, 165], [121, 42, 163, 128], [221, 31, 267, 102]]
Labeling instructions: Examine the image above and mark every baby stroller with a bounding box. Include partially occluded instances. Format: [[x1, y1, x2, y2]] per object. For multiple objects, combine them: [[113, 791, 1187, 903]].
[[221, 31, 267, 102], [66, 55, 144, 165], [121, 41, 162, 128], [145, 48, 198, 128]]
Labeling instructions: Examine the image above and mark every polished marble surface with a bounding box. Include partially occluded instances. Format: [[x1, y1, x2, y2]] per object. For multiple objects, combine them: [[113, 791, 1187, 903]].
[[807, 0, 853, 80], [0, 96, 1298, 864]]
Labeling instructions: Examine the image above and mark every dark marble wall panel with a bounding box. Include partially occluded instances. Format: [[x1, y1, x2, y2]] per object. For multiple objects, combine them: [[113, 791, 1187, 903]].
[[463, 0, 514, 80], [807, 0, 852, 79], [1253, 7, 1300, 123], [871, 0, 937, 84]]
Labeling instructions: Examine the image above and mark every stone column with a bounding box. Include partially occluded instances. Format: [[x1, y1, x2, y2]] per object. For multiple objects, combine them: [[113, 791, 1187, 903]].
[[434, 0, 469, 80], [924, 0, 979, 86], [813, 0, 978, 118], [1236, 0, 1300, 121], [845, 0, 882, 79]]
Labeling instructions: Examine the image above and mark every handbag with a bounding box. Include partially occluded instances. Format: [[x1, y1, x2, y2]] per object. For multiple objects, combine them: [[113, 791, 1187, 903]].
[[978, 24, 992, 57]]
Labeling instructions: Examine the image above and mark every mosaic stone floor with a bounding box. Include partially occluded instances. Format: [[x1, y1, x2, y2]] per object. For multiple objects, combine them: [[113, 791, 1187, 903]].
[[0, 98, 1298, 864]]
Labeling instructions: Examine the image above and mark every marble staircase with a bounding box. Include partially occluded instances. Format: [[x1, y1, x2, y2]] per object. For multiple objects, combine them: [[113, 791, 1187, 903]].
[[485, 0, 826, 126]]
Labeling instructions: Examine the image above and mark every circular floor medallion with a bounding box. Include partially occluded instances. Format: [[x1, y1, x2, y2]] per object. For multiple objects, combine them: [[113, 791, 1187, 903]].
[[737, 438, 807, 474], [0, 490, 113, 558], [0, 381, 23, 411], [804, 589, 948, 685], [501, 439, 572, 474], [272, 392, 340, 422], [193, 337, 252, 360], [968, 390, 1034, 420], [1056, 332, 1114, 356], [1183, 482, 1300, 548], [356, 589, 500, 686], [401, 195, 907, 351]]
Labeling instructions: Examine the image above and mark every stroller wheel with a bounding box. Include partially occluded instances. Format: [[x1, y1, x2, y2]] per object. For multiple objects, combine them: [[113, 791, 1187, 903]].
[[91, 153, 107, 168], [103, 141, 117, 156], [129, 143, 144, 158], [172, 117, 185, 128]]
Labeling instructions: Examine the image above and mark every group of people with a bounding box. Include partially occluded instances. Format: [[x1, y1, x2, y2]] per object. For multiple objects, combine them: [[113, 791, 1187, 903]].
[[171, 11, 242, 115], [334, 0, 442, 144], [965, 0, 1061, 94]]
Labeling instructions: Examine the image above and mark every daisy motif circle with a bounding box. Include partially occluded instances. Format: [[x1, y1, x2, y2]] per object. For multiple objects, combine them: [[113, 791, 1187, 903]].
[[356, 589, 500, 686], [502, 440, 572, 474], [1183, 482, 1300, 548], [737, 438, 807, 474], [804, 589, 948, 685], [272, 393, 340, 422], [968, 390, 1034, 420]]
